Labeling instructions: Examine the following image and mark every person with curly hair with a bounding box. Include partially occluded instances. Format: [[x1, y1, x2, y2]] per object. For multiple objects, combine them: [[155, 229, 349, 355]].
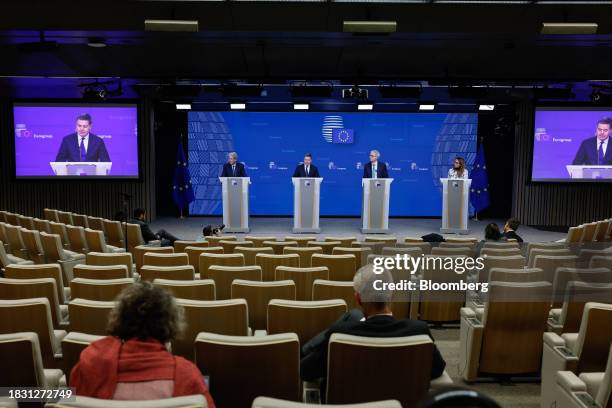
[[70, 282, 215, 406]]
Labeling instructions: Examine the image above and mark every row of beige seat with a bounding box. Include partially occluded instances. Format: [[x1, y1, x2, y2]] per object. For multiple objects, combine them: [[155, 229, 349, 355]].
[[561, 218, 612, 244]]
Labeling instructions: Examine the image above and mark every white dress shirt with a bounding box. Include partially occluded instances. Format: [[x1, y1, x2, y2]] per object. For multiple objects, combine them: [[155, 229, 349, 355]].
[[448, 168, 468, 179]]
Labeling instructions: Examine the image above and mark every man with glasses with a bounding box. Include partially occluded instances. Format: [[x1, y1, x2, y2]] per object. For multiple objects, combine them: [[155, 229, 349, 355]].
[[363, 149, 389, 179]]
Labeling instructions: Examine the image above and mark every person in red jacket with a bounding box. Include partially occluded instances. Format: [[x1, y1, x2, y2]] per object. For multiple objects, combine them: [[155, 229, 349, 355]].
[[70, 282, 216, 407]]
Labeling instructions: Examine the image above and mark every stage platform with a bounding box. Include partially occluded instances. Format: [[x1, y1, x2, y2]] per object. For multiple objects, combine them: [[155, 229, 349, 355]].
[[151, 216, 566, 243]]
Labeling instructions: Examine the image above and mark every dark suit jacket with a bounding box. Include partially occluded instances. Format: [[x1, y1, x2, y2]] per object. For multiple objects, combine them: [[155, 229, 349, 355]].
[[292, 164, 320, 178], [220, 162, 247, 177], [572, 136, 612, 165], [363, 161, 389, 179], [130, 218, 156, 242], [300, 314, 446, 382], [502, 230, 523, 243], [55, 133, 110, 162]]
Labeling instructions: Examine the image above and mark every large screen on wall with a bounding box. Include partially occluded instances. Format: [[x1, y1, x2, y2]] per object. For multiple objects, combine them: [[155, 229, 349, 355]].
[[532, 107, 612, 182], [13, 103, 139, 179], [188, 111, 478, 216]]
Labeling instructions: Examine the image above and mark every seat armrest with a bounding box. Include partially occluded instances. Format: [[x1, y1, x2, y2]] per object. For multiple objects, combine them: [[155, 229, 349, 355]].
[[543, 332, 565, 348], [254, 330, 267, 337], [557, 371, 587, 392], [460, 306, 477, 320], [430, 370, 453, 389]]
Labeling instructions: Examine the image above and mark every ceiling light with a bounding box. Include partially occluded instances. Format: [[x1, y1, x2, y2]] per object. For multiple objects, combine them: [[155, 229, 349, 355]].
[[358, 104, 374, 111], [293, 103, 309, 110], [87, 37, 107, 48], [230, 103, 246, 110], [144, 19, 199, 32], [479, 105, 495, 111], [343, 21, 397, 34], [419, 104, 435, 111], [175, 104, 191, 110], [541, 23, 598, 35]]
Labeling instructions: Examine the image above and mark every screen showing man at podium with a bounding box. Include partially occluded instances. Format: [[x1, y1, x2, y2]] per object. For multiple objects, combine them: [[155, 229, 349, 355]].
[[532, 107, 612, 182]]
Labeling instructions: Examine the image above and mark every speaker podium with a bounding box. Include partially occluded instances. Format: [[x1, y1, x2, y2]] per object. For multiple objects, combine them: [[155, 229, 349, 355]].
[[440, 178, 472, 234], [291, 177, 323, 234], [219, 177, 251, 233], [50, 162, 112, 176], [361, 178, 393, 234], [566, 165, 612, 179]]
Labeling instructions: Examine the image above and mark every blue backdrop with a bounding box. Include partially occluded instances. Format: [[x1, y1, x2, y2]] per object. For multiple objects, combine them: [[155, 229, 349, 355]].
[[188, 111, 478, 216]]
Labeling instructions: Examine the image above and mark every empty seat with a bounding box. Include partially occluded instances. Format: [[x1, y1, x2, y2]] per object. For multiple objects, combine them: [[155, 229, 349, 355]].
[[284, 236, 317, 247], [231, 279, 296, 330], [40, 232, 86, 284], [4, 223, 28, 258], [311, 241, 342, 255], [68, 298, 115, 335], [528, 248, 573, 268], [396, 242, 432, 254], [550, 267, 612, 306], [325, 236, 357, 247], [594, 219, 612, 242], [267, 299, 347, 344], [481, 241, 519, 249], [195, 332, 300, 408], [590, 256, 612, 270], [440, 241, 477, 250], [133, 245, 173, 272], [61, 331, 104, 385], [72, 213, 89, 228], [143, 252, 189, 267], [204, 265, 262, 300], [102, 219, 125, 249], [380, 246, 421, 258], [351, 241, 385, 255], [74, 264, 130, 280], [255, 253, 299, 281], [85, 228, 125, 254], [548, 281, 612, 334], [57, 211, 74, 226], [4, 212, 19, 226], [581, 222, 598, 243], [43, 208, 60, 222], [404, 236, 424, 243], [86, 217, 105, 235], [312, 279, 357, 309], [283, 246, 323, 268], [430, 246, 473, 256], [0, 277, 67, 328], [49, 222, 71, 249], [264, 240, 298, 255], [480, 247, 522, 257], [186, 246, 224, 273], [478, 254, 526, 283], [275, 266, 329, 301], [245, 236, 277, 247], [235, 246, 275, 266], [311, 254, 356, 281], [50, 395, 208, 407], [154, 278, 216, 301], [140, 265, 195, 281], [251, 397, 402, 408], [364, 236, 397, 245], [332, 247, 371, 270], [206, 235, 237, 246], [200, 253, 245, 278], [534, 255, 581, 283], [526, 242, 567, 255], [488, 267, 546, 283], [20, 228, 46, 263], [219, 239, 253, 253], [5, 264, 68, 304], [173, 240, 208, 253], [86, 252, 133, 276], [446, 237, 478, 244], [70, 278, 132, 301], [65, 225, 89, 254], [0, 239, 33, 270]]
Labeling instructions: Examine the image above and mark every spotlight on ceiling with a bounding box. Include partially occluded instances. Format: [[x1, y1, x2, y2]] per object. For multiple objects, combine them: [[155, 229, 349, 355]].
[[419, 104, 435, 111], [479, 105, 495, 111], [144, 19, 199, 32], [358, 103, 374, 111], [176, 104, 192, 110], [343, 21, 397, 34], [293, 103, 310, 110], [87, 37, 107, 48], [230, 103, 246, 110], [541, 22, 597, 35]]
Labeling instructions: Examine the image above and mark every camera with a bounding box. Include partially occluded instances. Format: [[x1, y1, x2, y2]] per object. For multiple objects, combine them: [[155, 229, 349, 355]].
[[202, 224, 225, 237]]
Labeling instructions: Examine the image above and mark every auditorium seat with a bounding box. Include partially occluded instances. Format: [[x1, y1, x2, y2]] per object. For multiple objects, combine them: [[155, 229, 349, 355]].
[[48, 395, 209, 408], [275, 266, 329, 301], [553, 343, 612, 408], [533, 255, 581, 283], [71, 213, 89, 229], [43, 208, 60, 223], [440, 241, 477, 250], [310, 240, 342, 255], [68, 298, 114, 335], [204, 265, 262, 300], [264, 240, 298, 255], [550, 267, 612, 307], [125, 222, 161, 253], [236, 246, 275, 266], [459, 281, 552, 381], [482, 241, 519, 250], [173, 240, 208, 253], [70, 277, 132, 301], [404, 237, 424, 243], [231, 279, 296, 330], [548, 281, 612, 334], [61, 331, 104, 385], [4, 223, 28, 259], [19, 229, 47, 263], [140, 265, 195, 281], [326, 333, 453, 407], [479, 247, 522, 257], [174, 298, 249, 359], [0, 224, 10, 252], [528, 247, 573, 268], [133, 245, 173, 272], [17, 215, 35, 230], [86, 216, 105, 236], [581, 222, 599, 243], [589, 255, 612, 270], [186, 246, 224, 273], [0, 332, 65, 387], [312, 279, 357, 309], [0, 298, 66, 367], [206, 235, 237, 246], [431, 246, 473, 256], [4, 212, 19, 226], [351, 241, 385, 255], [380, 246, 421, 258], [267, 299, 347, 344], [86, 251, 133, 276], [40, 231, 86, 283], [0, 277, 67, 328], [153, 278, 216, 301], [325, 236, 357, 247], [255, 253, 299, 281], [84, 228, 125, 253], [143, 252, 188, 267], [526, 241, 567, 255], [594, 219, 612, 242], [541, 302, 612, 408], [284, 246, 322, 268], [0, 240, 33, 270], [251, 397, 402, 408], [195, 332, 300, 408], [478, 254, 526, 283], [578, 248, 612, 266], [396, 242, 432, 254], [219, 239, 253, 253], [33, 218, 52, 234], [48, 222, 71, 249], [312, 254, 357, 281], [364, 236, 397, 245], [284, 236, 317, 247], [200, 253, 245, 278], [5, 264, 68, 304], [57, 211, 74, 226], [65, 225, 89, 254], [488, 267, 546, 283], [333, 247, 371, 269], [103, 219, 125, 249], [562, 226, 585, 244], [245, 236, 277, 247], [75, 264, 131, 280]]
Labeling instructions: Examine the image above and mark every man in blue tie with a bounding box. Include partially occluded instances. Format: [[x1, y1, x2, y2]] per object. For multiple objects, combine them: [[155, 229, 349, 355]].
[[55, 113, 111, 162], [572, 117, 612, 165], [363, 149, 389, 179], [221, 151, 247, 177]]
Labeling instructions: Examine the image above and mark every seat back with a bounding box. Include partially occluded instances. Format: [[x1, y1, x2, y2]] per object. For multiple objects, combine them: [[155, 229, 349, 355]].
[[57, 211, 74, 226], [396, 242, 432, 254], [326, 333, 434, 407], [74, 264, 129, 280], [85, 228, 111, 253], [590, 256, 612, 270], [566, 226, 585, 243], [480, 247, 522, 257], [559, 282, 612, 333], [311, 254, 356, 281], [70, 277, 133, 301], [244, 236, 277, 247], [66, 225, 89, 254], [85, 251, 133, 275], [595, 220, 612, 242], [51, 395, 208, 408], [275, 266, 329, 301], [175, 298, 249, 360], [310, 241, 342, 255], [48, 222, 70, 248], [61, 332, 104, 385], [489, 267, 546, 283], [324, 237, 357, 247], [20, 229, 45, 263], [205, 265, 262, 300], [364, 236, 397, 245], [235, 246, 274, 266], [0, 277, 63, 328], [267, 299, 347, 344], [417, 255, 466, 322], [43, 208, 59, 222], [103, 220, 124, 248], [140, 265, 195, 281], [573, 302, 612, 373], [86, 217, 105, 235], [173, 240, 208, 253], [263, 240, 298, 255], [68, 298, 115, 335], [440, 241, 477, 250], [5, 264, 66, 304], [283, 246, 323, 268], [582, 222, 599, 243], [431, 246, 473, 256], [534, 255, 581, 282], [482, 241, 519, 249], [551, 267, 612, 306], [231, 279, 296, 330], [251, 397, 402, 408], [4, 212, 19, 226], [199, 253, 245, 278], [206, 235, 237, 246], [0, 332, 46, 387], [284, 236, 317, 247], [312, 279, 357, 309], [39, 232, 65, 263], [72, 213, 89, 228], [528, 248, 573, 268], [255, 253, 299, 281], [480, 255, 526, 282], [154, 278, 216, 301], [143, 252, 189, 267], [219, 240, 253, 254], [186, 246, 224, 273], [4, 224, 26, 256], [18, 216, 35, 229], [332, 247, 371, 269], [195, 332, 300, 408], [126, 223, 146, 250], [133, 245, 173, 272]]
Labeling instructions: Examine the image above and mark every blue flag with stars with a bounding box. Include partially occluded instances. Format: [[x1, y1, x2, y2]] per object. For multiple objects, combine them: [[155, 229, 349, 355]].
[[470, 142, 490, 213], [172, 140, 195, 209]]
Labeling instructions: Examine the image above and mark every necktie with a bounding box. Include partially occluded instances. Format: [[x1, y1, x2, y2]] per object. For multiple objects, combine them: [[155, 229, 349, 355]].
[[598, 141, 605, 164], [80, 137, 86, 161], [232, 164, 236, 176], [373, 164, 378, 179], [306, 165, 309, 176]]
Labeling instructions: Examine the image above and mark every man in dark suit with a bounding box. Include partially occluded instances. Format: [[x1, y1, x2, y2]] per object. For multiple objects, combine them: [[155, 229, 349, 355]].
[[131, 208, 179, 247], [572, 117, 612, 165], [220, 152, 247, 177], [292, 153, 320, 178], [363, 149, 389, 179], [300, 264, 447, 386], [502, 217, 523, 243], [55, 113, 111, 162]]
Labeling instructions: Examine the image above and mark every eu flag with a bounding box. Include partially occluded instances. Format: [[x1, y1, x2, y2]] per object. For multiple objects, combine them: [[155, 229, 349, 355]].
[[470, 143, 490, 213], [332, 128, 354, 144], [172, 140, 195, 209]]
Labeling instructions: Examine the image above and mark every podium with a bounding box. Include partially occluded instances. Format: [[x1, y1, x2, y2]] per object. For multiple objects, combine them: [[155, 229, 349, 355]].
[[292, 177, 323, 234], [440, 178, 472, 234], [361, 178, 393, 234], [566, 165, 612, 179], [50, 162, 112, 176], [219, 177, 251, 233]]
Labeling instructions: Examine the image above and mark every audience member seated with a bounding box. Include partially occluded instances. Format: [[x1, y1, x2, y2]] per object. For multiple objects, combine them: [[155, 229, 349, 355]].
[[70, 282, 216, 406], [501, 218, 523, 243], [131, 208, 179, 247], [475, 223, 508, 253], [300, 264, 446, 386]]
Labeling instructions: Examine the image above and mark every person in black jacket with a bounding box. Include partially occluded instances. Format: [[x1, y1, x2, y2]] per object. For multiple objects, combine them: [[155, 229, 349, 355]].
[[501, 218, 523, 243], [292, 153, 320, 178], [131, 208, 179, 247], [300, 264, 447, 386], [363, 150, 389, 179], [220, 152, 247, 177]]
